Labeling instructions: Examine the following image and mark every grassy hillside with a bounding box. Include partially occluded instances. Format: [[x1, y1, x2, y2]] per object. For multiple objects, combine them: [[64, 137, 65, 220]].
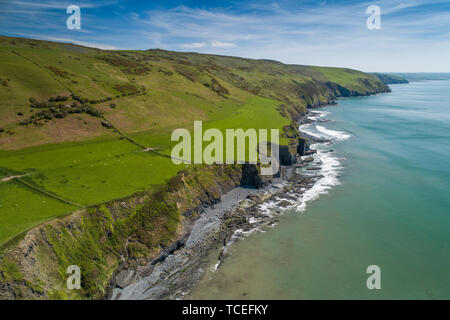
[[0, 35, 388, 248]]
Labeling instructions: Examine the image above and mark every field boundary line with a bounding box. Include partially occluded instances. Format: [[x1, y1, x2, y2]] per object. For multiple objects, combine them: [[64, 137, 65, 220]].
[[101, 116, 193, 163], [11, 50, 74, 93], [101, 116, 147, 149], [15, 177, 85, 208]]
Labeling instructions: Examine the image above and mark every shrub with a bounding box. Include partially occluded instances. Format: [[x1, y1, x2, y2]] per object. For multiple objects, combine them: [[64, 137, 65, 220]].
[[71, 94, 89, 104], [101, 121, 113, 129], [19, 119, 33, 126], [24, 102, 102, 125], [48, 96, 68, 102], [47, 66, 69, 78], [30, 101, 49, 108], [54, 113, 65, 119], [114, 83, 139, 94], [85, 106, 102, 117], [72, 106, 82, 113]]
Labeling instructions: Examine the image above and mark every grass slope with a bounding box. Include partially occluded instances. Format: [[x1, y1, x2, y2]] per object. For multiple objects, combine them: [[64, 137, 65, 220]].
[[0, 36, 388, 246]]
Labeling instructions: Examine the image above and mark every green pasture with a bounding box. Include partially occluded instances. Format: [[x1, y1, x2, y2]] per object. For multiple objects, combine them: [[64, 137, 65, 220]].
[[0, 180, 76, 246], [0, 96, 287, 245]]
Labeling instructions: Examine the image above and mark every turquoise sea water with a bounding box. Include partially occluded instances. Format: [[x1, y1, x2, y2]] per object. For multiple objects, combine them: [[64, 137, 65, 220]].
[[190, 80, 450, 299]]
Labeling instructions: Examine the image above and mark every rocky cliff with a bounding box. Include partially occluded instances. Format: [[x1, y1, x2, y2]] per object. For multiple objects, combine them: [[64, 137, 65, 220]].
[[0, 164, 270, 299]]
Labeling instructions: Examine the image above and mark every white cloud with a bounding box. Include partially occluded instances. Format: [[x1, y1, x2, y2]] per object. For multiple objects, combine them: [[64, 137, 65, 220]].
[[133, 1, 450, 71], [211, 41, 236, 48], [2, 0, 450, 71], [180, 42, 207, 49]]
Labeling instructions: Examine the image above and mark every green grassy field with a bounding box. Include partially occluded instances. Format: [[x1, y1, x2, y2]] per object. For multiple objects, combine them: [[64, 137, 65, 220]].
[[0, 180, 76, 245], [0, 96, 287, 245], [0, 36, 388, 247]]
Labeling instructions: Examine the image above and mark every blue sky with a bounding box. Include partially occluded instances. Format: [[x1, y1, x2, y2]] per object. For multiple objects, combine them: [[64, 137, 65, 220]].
[[1, 0, 450, 72]]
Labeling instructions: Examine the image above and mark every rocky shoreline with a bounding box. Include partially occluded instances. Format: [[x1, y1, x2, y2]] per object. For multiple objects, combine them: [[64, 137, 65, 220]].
[[109, 101, 354, 300], [110, 150, 323, 300], [111, 170, 320, 300]]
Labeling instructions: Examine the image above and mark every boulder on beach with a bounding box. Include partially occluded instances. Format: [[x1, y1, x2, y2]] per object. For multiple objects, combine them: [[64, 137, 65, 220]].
[[276, 200, 292, 208], [116, 270, 136, 289]]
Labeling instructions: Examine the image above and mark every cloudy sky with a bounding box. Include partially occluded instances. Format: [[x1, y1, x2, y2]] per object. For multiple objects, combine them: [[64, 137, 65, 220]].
[[1, 0, 450, 72]]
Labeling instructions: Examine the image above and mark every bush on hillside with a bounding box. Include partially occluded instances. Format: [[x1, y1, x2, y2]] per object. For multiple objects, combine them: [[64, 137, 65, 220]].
[[48, 96, 68, 102], [30, 101, 49, 108], [101, 121, 113, 129], [71, 94, 89, 104], [47, 66, 69, 78]]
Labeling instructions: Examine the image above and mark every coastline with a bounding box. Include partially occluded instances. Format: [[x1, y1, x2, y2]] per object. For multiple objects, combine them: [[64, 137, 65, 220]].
[[110, 98, 364, 300], [0, 76, 390, 300], [111, 163, 320, 300], [110, 110, 340, 300], [184, 81, 450, 300]]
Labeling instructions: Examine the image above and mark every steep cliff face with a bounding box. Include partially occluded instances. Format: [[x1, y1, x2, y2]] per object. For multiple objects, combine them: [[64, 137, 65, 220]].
[[0, 164, 264, 299]]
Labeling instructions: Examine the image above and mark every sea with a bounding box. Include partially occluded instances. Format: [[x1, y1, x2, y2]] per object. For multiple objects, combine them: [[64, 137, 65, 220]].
[[189, 80, 450, 299]]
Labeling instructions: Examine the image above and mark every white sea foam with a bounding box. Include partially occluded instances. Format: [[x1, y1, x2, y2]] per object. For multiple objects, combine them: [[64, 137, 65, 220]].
[[231, 228, 261, 241], [308, 110, 330, 120], [296, 145, 343, 212], [315, 125, 351, 141], [211, 261, 221, 272], [248, 217, 258, 224], [299, 124, 327, 139], [258, 201, 277, 216], [294, 111, 350, 212]]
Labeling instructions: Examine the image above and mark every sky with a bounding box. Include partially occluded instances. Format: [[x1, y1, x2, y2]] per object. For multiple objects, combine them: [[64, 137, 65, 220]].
[[0, 0, 450, 72]]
